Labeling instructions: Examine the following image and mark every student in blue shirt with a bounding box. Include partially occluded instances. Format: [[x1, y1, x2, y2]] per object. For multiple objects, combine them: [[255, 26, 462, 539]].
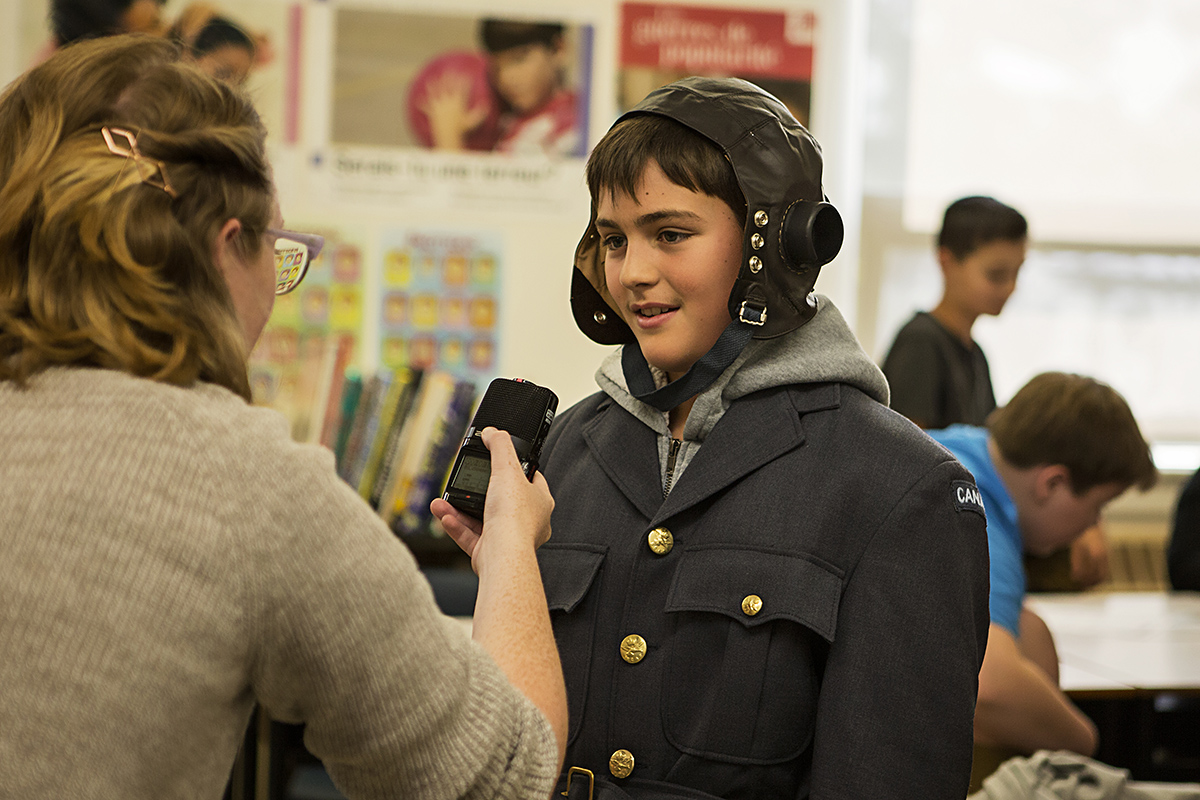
[[929, 372, 1157, 757]]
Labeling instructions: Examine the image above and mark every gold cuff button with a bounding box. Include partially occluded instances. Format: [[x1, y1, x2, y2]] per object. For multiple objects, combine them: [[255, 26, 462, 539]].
[[620, 634, 647, 664], [647, 527, 674, 555], [741, 594, 763, 616], [609, 749, 635, 778]]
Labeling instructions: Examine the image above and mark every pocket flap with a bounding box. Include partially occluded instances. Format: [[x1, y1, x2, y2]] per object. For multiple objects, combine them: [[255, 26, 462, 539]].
[[537, 543, 606, 613], [665, 546, 842, 641]]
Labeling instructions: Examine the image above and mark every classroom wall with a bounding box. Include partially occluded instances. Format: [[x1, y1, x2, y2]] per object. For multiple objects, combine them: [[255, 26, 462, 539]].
[[7, 0, 1197, 478], [4, 0, 870, 412]]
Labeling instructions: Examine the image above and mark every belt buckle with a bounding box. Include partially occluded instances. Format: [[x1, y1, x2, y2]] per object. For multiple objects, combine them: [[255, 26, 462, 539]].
[[561, 766, 594, 800]]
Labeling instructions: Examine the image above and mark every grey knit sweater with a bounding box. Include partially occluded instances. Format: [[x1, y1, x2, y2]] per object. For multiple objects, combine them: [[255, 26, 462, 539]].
[[0, 367, 557, 799]]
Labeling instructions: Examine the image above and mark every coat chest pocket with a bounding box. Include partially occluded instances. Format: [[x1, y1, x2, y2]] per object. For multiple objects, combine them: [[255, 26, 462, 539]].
[[662, 546, 842, 764], [537, 543, 606, 745]]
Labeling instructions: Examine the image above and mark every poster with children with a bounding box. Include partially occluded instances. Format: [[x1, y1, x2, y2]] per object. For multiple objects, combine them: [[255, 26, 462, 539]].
[[378, 228, 502, 388], [321, 7, 594, 209], [618, 2, 816, 127]]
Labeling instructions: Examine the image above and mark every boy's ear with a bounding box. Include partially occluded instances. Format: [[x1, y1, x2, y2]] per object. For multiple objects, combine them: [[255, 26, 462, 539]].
[[1031, 464, 1072, 502], [936, 246, 959, 274]]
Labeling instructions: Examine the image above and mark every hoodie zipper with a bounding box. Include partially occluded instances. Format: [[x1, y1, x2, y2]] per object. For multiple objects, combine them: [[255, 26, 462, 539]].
[[663, 438, 682, 497]]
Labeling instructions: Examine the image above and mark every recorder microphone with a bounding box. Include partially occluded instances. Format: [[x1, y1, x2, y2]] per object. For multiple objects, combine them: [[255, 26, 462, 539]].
[[442, 377, 558, 518]]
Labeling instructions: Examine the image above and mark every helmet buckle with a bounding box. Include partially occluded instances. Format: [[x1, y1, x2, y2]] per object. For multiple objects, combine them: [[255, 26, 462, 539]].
[[738, 300, 767, 326]]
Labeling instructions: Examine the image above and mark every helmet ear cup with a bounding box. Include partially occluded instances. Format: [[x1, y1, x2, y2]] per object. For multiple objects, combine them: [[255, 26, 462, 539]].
[[781, 201, 844, 270]]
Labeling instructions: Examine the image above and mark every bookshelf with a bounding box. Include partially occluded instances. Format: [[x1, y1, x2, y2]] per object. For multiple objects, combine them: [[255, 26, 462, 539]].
[[252, 333, 479, 572]]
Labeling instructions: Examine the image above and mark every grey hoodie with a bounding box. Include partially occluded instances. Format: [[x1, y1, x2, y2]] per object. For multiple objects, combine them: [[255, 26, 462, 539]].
[[596, 294, 889, 494]]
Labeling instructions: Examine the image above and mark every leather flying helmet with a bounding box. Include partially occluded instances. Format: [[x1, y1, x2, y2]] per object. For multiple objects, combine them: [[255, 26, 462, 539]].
[[571, 76, 844, 348]]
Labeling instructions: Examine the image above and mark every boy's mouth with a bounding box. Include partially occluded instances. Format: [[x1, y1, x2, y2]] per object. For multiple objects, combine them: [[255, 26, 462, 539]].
[[637, 306, 676, 318]]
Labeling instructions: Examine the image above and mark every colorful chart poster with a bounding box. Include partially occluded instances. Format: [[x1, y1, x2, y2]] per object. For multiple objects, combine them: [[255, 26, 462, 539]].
[[618, 2, 816, 125], [378, 228, 502, 387], [249, 224, 368, 437]]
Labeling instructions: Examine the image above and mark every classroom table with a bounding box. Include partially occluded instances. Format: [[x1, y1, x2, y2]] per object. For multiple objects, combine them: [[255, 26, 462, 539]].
[[1024, 591, 1200, 781], [1026, 591, 1200, 697]]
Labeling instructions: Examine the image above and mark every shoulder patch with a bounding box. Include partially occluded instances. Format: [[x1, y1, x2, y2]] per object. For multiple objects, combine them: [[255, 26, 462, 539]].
[[951, 480, 986, 518]]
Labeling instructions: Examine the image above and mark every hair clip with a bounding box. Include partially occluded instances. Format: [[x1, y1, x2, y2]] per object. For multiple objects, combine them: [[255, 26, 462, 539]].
[[101, 126, 178, 199]]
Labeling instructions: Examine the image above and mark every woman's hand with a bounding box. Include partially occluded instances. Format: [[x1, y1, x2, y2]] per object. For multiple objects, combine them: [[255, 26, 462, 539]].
[[430, 427, 553, 572]]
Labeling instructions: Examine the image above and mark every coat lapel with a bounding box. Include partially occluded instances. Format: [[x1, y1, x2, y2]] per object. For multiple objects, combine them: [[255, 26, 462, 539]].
[[581, 399, 664, 519], [653, 383, 842, 524], [579, 384, 844, 524]]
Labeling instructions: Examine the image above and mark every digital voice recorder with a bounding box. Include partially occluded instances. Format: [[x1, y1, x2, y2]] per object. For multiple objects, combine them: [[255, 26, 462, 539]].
[[442, 377, 558, 518]]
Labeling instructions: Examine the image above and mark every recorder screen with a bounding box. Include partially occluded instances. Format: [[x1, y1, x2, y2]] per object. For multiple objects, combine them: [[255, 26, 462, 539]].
[[450, 453, 491, 495]]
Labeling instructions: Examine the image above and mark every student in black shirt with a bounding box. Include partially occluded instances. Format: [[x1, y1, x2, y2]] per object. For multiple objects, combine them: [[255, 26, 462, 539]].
[[882, 195, 1027, 429]]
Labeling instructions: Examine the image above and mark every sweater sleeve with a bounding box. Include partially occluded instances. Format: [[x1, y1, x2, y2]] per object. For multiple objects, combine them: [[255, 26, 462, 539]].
[[230, 422, 558, 800]]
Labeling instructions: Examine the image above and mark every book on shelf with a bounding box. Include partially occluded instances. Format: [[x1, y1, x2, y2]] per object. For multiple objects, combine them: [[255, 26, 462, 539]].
[[312, 335, 356, 449], [377, 371, 456, 527], [331, 373, 363, 465], [355, 368, 422, 503], [363, 368, 424, 509], [391, 377, 477, 538], [337, 372, 388, 487], [283, 335, 330, 442]]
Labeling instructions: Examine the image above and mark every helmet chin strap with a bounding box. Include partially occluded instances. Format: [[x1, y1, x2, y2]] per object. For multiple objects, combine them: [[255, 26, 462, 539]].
[[621, 321, 754, 412]]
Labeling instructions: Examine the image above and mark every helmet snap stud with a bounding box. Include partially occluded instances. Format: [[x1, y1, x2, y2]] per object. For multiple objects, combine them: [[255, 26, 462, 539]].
[[754, 210, 769, 227], [750, 233, 764, 250], [749, 256, 762, 273], [594, 310, 608, 324]]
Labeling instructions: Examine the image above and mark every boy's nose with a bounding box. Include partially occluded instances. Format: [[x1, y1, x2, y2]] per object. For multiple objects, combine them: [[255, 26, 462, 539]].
[[618, 241, 658, 288]]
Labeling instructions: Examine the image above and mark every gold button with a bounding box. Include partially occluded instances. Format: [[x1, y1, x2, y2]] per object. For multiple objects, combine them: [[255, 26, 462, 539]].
[[620, 634, 647, 664], [647, 527, 674, 555], [742, 594, 763, 616], [609, 749, 634, 778]]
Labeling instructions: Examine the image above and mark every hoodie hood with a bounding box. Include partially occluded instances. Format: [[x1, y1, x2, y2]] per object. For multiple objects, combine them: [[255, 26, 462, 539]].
[[597, 294, 889, 445]]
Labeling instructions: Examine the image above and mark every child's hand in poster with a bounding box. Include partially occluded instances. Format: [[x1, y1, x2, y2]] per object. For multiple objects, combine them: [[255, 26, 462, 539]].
[[407, 51, 500, 152], [419, 70, 492, 151]]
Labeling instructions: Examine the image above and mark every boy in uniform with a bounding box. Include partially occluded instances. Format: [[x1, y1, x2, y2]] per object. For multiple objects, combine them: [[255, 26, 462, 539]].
[[537, 77, 990, 799], [927, 373, 1156, 774]]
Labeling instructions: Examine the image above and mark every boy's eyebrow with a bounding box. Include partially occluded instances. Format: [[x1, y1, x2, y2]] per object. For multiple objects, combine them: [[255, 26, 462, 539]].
[[595, 209, 703, 229]]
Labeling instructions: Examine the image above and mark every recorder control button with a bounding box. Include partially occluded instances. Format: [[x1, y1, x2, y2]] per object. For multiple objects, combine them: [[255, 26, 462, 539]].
[[620, 634, 647, 664], [647, 527, 674, 555], [609, 749, 635, 779], [742, 594, 763, 616]]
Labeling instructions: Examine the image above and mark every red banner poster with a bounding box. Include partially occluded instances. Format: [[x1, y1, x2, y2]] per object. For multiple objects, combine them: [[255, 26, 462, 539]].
[[618, 2, 816, 123]]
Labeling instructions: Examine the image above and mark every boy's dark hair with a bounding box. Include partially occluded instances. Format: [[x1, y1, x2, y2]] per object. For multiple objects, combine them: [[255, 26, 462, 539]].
[[191, 17, 255, 58], [479, 19, 563, 53], [586, 114, 746, 225], [937, 195, 1028, 260], [988, 372, 1157, 494], [51, 0, 164, 45]]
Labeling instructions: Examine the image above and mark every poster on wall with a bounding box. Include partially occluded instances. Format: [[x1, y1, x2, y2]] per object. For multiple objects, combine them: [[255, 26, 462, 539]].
[[249, 224, 368, 440], [377, 228, 502, 389], [618, 1, 816, 126], [321, 8, 594, 210]]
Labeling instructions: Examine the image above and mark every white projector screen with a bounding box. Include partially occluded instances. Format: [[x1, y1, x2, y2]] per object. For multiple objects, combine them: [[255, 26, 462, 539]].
[[904, 0, 1200, 247]]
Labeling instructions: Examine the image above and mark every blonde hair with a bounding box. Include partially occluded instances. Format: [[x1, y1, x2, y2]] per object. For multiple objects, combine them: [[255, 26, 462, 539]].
[[0, 35, 272, 401]]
